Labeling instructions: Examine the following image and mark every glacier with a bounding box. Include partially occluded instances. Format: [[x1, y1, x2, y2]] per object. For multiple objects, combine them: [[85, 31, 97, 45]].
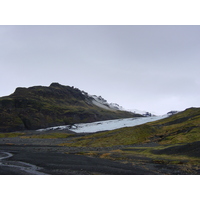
[[37, 115, 168, 133]]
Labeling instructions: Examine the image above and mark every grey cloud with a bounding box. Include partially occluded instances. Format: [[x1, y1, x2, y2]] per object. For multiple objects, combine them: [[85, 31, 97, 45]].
[[0, 25, 200, 114]]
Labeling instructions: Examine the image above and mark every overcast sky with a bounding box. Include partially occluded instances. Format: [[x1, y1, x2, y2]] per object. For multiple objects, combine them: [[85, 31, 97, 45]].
[[0, 25, 200, 114]]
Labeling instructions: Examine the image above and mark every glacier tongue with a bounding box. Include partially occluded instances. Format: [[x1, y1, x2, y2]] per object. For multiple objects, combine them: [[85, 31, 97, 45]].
[[37, 115, 168, 133], [38, 115, 168, 133], [69, 115, 168, 133]]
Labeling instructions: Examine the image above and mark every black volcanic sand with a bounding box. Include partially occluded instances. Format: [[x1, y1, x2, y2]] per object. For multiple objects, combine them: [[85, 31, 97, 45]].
[[2, 149, 152, 175], [0, 144, 156, 175], [0, 136, 199, 175]]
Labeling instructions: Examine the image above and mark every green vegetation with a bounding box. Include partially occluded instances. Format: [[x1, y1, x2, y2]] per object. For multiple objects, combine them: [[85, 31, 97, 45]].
[[60, 125, 158, 147], [109, 145, 200, 174], [149, 107, 200, 145], [160, 127, 200, 144], [90, 145, 197, 162], [73, 143, 200, 174], [119, 145, 200, 164], [0, 132, 25, 138]]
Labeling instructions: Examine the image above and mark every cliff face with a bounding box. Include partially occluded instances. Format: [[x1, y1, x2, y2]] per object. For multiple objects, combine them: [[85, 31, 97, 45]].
[[0, 83, 141, 132]]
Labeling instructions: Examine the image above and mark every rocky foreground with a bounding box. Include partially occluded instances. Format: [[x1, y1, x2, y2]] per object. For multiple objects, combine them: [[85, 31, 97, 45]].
[[0, 132, 199, 175]]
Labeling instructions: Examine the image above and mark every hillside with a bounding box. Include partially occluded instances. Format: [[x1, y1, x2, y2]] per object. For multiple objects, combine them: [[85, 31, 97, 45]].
[[0, 83, 141, 132], [62, 107, 200, 147]]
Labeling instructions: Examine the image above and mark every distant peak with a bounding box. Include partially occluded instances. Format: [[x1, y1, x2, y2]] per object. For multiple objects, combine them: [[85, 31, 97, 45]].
[[49, 82, 63, 87]]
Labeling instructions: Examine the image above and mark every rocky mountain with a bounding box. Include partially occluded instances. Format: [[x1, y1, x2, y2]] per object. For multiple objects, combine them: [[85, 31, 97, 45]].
[[0, 83, 142, 132]]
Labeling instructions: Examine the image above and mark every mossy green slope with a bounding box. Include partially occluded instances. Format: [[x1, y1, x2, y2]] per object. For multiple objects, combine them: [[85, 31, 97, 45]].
[[61, 107, 200, 147], [61, 124, 158, 147], [149, 107, 200, 144], [0, 83, 139, 132]]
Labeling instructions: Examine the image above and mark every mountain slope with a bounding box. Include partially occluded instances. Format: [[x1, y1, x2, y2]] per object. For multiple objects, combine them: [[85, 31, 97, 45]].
[[0, 83, 141, 132], [61, 107, 200, 147], [148, 107, 200, 144]]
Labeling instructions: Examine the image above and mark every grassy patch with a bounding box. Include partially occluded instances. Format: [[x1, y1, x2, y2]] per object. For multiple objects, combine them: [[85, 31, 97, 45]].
[[160, 127, 200, 144], [60, 124, 158, 147], [0, 132, 25, 138], [118, 145, 200, 165]]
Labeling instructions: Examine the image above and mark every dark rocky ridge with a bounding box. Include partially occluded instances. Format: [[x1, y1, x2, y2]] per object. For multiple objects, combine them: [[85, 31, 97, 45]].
[[0, 83, 141, 132]]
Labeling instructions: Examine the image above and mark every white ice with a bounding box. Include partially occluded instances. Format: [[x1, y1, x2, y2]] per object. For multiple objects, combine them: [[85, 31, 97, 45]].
[[38, 115, 168, 133], [69, 115, 168, 133]]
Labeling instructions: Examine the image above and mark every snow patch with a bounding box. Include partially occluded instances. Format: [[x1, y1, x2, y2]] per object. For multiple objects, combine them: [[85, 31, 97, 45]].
[[82, 92, 125, 111], [91, 100, 115, 111]]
